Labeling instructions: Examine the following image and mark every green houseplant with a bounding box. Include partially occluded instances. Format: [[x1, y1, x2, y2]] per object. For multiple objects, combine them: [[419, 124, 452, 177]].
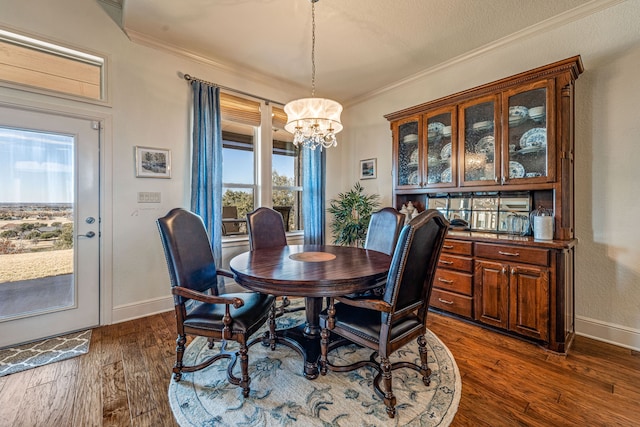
[[328, 182, 380, 247]]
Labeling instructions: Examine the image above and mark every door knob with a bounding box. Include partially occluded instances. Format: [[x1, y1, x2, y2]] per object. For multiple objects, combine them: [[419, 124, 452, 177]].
[[78, 231, 96, 238]]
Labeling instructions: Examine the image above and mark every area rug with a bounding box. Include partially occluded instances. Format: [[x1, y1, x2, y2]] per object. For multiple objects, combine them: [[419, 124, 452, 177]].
[[168, 305, 461, 426], [0, 329, 91, 377]]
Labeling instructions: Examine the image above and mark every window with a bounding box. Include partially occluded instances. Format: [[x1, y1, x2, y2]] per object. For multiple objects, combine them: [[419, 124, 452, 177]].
[[221, 95, 303, 237], [272, 107, 302, 232], [0, 28, 105, 102]]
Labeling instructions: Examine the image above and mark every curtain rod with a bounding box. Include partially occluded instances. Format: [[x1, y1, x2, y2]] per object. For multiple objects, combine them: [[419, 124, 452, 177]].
[[182, 73, 285, 106]]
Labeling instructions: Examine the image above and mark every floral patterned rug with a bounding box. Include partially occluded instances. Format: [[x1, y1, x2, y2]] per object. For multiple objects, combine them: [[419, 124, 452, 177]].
[[168, 304, 460, 426], [0, 329, 91, 377]]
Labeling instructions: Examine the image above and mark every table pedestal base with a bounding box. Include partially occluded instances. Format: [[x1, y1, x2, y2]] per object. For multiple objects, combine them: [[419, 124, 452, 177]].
[[261, 297, 352, 379]]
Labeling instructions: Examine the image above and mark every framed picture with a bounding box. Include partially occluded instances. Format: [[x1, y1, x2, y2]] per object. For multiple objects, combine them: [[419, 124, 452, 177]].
[[135, 146, 171, 178], [359, 158, 377, 180]]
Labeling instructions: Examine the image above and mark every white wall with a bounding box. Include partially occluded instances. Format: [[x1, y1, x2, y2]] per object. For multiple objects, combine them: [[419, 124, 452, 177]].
[[0, 0, 303, 323], [329, 0, 640, 349]]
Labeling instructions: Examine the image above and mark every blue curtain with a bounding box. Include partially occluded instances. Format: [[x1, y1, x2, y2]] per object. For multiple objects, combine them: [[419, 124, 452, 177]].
[[302, 147, 325, 244], [190, 81, 223, 266]]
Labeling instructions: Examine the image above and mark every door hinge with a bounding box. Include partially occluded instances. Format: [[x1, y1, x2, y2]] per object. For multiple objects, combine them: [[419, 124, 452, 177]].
[[91, 121, 101, 131]]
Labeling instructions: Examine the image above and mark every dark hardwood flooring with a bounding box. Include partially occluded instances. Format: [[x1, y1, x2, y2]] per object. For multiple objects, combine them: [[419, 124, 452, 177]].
[[0, 308, 638, 426]]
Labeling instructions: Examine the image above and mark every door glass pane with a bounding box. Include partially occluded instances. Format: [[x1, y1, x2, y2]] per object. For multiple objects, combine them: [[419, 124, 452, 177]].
[[398, 120, 419, 186], [273, 132, 302, 232], [427, 113, 452, 184], [0, 127, 74, 320], [507, 88, 547, 179], [464, 101, 495, 182]]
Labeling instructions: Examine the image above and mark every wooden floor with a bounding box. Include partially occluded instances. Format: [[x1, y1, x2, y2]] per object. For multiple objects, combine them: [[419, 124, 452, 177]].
[[1, 309, 638, 426]]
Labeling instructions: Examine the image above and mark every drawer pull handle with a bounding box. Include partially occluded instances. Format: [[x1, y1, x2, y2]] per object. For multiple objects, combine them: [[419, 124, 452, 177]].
[[498, 250, 520, 257], [438, 278, 454, 284], [438, 298, 454, 305], [443, 245, 454, 249], [439, 260, 454, 265]]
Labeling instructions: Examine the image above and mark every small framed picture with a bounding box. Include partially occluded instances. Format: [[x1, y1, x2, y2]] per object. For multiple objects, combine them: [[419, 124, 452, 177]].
[[135, 146, 171, 178], [359, 158, 377, 180]]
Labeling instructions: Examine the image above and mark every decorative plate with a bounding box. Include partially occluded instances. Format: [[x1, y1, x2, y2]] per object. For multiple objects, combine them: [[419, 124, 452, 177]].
[[441, 126, 452, 137], [427, 122, 445, 137], [403, 133, 418, 143], [472, 120, 494, 131], [520, 127, 547, 148], [509, 106, 529, 127], [407, 171, 419, 185], [441, 167, 452, 183], [509, 161, 525, 179], [410, 148, 419, 164], [428, 155, 440, 167], [475, 136, 494, 154], [528, 106, 545, 123], [440, 142, 452, 160]]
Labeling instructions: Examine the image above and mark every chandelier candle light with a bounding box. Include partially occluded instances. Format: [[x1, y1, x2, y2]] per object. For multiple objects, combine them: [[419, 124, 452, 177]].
[[284, 0, 343, 150]]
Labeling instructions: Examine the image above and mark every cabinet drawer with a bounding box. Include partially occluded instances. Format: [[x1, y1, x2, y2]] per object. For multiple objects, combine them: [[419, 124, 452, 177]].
[[475, 243, 549, 266], [438, 254, 473, 272], [430, 289, 473, 318], [442, 239, 472, 256], [434, 268, 472, 296]]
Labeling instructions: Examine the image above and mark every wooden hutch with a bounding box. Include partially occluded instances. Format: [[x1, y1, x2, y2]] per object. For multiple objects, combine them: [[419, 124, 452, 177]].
[[385, 56, 583, 352]]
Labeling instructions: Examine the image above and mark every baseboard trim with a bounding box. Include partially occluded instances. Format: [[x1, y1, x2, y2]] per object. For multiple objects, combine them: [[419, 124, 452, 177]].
[[112, 295, 173, 324], [575, 316, 640, 351]]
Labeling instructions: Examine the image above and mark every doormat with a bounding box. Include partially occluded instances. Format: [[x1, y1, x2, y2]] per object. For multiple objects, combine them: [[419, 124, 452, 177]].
[[0, 329, 91, 377]]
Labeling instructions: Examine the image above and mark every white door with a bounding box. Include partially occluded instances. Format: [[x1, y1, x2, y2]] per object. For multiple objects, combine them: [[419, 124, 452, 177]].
[[0, 105, 100, 347]]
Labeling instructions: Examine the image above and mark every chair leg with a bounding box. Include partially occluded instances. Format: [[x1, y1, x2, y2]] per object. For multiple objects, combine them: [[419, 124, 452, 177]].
[[269, 303, 277, 350], [173, 334, 187, 382], [417, 334, 431, 386], [319, 328, 329, 375], [380, 357, 396, 418], [239, 342, 250, 397]]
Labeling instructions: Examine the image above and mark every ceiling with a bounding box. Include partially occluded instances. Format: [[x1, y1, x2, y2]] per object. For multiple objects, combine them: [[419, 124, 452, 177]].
[[121, 0, 600, 104]]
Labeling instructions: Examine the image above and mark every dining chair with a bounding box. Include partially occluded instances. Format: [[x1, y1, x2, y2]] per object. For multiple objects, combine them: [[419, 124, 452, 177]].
[[319, 209, 449, 418], [246, 207, 304, 322], [364, 207, 405, 256], [157, 208, 276, 397], [344, 207, 405, 298]]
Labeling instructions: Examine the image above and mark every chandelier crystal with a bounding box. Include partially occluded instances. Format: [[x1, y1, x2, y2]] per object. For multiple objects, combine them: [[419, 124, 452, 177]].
[[284, 0, 343, 150]]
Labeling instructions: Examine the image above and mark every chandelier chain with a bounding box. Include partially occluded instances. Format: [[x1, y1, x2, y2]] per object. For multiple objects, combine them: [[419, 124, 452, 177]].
[[311, 0, 316, 97]]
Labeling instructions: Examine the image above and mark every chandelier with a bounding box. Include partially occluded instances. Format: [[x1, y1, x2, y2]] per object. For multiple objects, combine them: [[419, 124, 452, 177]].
[[284, 0, 343, 150]]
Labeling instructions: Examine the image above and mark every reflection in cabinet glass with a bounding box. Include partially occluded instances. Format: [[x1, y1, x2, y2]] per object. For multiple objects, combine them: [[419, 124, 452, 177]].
[[397, 119, 419, 187], [463, 101, 496, 183]]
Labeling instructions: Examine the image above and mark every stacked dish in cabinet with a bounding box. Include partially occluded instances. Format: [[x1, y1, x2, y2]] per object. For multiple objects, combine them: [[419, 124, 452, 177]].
[[430, 239, 473, 318]]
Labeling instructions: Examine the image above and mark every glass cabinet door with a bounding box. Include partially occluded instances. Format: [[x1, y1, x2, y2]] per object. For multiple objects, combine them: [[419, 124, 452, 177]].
[[460, 95, 500, 186], [504, 81, 552, 183], [395, 117, 421, 188], [425, 108, 456, 187]]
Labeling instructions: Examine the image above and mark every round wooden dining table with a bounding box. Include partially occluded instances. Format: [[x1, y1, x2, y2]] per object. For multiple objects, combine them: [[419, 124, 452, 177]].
[[229, 244, 392, 379]]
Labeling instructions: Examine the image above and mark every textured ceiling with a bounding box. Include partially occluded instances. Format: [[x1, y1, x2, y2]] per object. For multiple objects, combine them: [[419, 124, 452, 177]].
[[122, 0, 604, 103]]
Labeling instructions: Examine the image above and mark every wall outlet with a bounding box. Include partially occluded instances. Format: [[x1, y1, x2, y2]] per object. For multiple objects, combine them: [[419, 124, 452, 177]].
[[137, 192, 161, 203]]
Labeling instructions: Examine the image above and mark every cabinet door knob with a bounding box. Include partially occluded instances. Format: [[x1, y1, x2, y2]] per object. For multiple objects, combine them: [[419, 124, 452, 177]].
[[511, 268, 516, 275]]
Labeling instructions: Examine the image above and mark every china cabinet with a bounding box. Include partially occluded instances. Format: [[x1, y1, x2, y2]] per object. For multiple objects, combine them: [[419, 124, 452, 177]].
[[385, 56, 583, 352]]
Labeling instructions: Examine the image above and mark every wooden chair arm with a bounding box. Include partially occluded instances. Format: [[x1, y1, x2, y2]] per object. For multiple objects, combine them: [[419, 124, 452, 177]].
[[216, 268, 235, 279], [334, 296, 392, 312], [172, 286, 244, 308]]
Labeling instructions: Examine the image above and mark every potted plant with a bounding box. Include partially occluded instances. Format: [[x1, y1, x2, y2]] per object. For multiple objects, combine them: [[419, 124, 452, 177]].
[[328, 182, 380, 247]]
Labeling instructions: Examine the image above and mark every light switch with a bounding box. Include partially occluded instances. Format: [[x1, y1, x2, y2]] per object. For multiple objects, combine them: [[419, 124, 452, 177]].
[[138, 192, 161, 203]]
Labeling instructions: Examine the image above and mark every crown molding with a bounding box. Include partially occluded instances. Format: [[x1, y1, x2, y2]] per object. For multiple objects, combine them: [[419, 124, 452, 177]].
[[346, 0, 625, 107], [124, 28, 307, 100]]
